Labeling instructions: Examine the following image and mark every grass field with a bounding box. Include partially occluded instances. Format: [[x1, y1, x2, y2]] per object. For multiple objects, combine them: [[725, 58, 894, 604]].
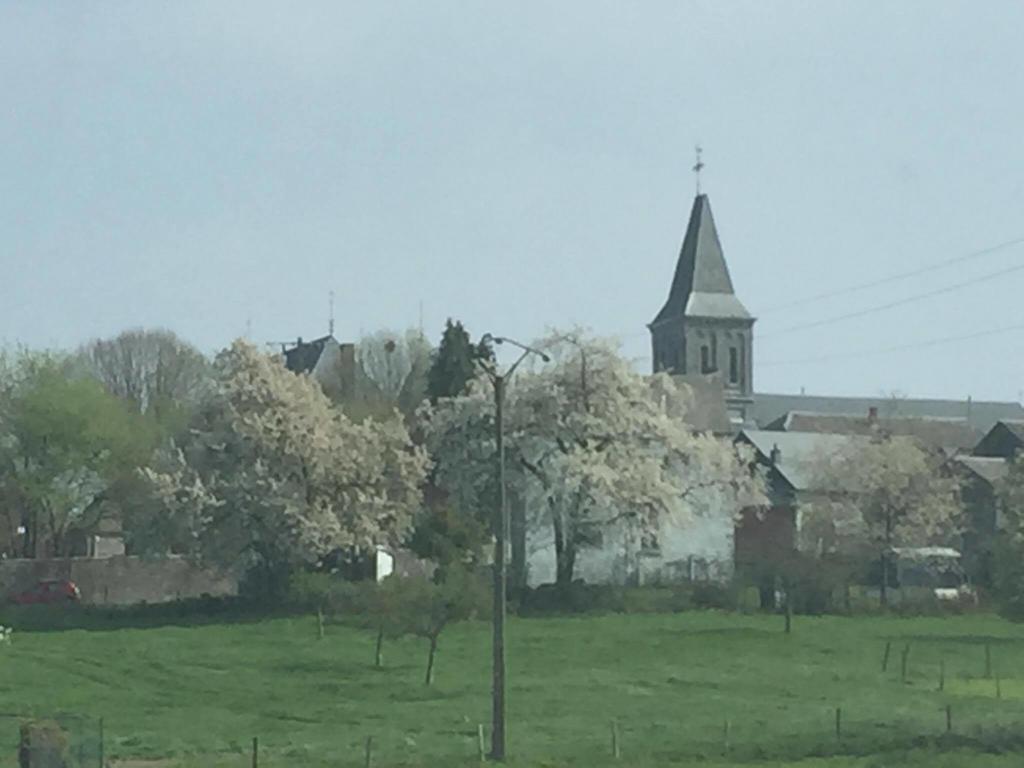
[[4, 609, 1024, 767]]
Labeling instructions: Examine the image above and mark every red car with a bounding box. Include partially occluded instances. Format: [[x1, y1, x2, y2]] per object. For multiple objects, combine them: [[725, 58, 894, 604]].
[[10, 579, 81, 606]]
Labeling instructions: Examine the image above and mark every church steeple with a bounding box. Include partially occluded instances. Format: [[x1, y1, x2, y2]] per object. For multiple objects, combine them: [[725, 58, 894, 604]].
[[649, 191, 755, 427], [651, 194, 751, 325]]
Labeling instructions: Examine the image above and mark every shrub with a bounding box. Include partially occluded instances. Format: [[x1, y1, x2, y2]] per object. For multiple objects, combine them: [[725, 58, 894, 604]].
[[689, 582, 736, 610], [0, 594, 262, 633], [993, 534, 1024, 621], [518, 583, 704, 616]]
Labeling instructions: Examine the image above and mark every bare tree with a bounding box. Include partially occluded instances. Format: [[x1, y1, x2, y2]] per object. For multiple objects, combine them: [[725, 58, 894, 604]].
[[356, 329, 432, 413], [77, 328, 211, 416]]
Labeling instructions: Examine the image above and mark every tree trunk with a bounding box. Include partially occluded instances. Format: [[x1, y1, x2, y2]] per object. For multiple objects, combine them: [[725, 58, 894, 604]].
[[552, 512, 574, 587], [879, 553, 888, 608], [20, 510, 33, 558], [556, 539, 577, 588], [375, 625, 384, 668], [880, 512, 893, 608], [425, 635, 438, 686]]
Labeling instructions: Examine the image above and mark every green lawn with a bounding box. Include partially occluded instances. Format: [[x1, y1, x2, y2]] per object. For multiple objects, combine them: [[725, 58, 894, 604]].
[[3, 610, 1024, 767]]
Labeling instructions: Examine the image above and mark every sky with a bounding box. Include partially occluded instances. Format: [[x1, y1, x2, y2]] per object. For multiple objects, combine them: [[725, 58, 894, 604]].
[[2, 2, 1023, 403]]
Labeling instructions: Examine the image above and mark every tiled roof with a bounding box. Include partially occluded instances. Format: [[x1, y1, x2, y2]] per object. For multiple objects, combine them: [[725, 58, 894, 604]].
[[954, 456, 1009, 485], [737, 429, 870, 492], [751, 392, 1024, 434], [765, 411, 981, 452]]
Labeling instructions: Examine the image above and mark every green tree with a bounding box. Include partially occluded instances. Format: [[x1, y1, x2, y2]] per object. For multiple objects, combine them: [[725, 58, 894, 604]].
[[0, 352, 161, 557], [993, 455, 1024, 619], [407, 497, 490, 579], [426, 320, 492, 402], [390, 568, 488, 685]]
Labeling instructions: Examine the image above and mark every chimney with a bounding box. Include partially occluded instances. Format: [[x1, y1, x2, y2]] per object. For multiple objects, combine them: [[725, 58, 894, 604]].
[[297, 336, 303, 346], [770, 443, 782, 465], [867, 406, 878, 423]]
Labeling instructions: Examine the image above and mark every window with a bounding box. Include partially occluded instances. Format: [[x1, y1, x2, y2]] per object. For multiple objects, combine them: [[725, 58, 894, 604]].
[[700, 345, 711, 373], [729, 348, 740, 384], [711, 334, 718, 371]]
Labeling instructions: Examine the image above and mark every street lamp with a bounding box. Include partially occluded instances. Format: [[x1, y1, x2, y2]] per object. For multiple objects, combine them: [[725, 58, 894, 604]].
[[478, 334, 549, 762]]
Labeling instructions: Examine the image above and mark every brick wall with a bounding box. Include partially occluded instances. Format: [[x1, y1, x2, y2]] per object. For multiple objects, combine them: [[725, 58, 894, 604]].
[[0, 555, 238, 606]]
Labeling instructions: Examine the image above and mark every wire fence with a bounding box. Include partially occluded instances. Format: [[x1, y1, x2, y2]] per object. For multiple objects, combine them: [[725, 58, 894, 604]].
[[1, 640, 1022, 767], [198, 702, 1024, 768]]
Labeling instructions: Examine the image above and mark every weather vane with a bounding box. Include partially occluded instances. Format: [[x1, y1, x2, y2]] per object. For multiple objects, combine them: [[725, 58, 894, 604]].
[[693, 145, 705, 195]]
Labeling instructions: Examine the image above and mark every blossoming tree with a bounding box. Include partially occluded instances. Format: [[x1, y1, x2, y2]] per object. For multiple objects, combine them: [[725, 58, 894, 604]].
[[140, 340, 429, 593], [420, 330, 763, 587]]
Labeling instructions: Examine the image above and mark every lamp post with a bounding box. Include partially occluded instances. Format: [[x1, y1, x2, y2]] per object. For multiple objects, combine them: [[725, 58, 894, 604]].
[[479, 334, 549, 762]]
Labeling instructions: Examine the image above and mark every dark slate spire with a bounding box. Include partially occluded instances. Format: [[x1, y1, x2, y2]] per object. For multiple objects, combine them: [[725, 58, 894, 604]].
[[652, 194, 751, 324]]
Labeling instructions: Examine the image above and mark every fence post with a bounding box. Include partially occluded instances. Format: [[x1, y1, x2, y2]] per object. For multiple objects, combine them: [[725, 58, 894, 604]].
[[945, 705, 952, 734], [835, 707, 841, 741], [98, 717, 104, 768], [252, 737, 258, 768], [881, 641, 891, 672], [477, 724, 486, 762], [996, 675, 1002, 700], [365, 736, 373, 768], [938, 658, 945, 692], [610, 720, 620, 759]]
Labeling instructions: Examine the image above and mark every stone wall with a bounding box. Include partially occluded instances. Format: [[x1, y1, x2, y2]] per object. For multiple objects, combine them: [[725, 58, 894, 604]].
[[0, 555, 238, 606]]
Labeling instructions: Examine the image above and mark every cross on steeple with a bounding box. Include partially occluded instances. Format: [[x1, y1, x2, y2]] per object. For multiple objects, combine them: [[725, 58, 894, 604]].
[[692, 145, 705, 195]]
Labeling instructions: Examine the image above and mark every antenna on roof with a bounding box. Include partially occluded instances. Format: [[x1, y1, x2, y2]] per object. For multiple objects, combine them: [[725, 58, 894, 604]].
[[329, 291, 335, 337], [418, 300, 424, 339]]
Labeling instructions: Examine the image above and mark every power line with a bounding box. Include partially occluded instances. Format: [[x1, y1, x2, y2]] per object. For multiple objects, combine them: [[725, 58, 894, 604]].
[[755, 235, 1024, 315], [759, 321, 1024, 368], [759, 260, 1024, 339]]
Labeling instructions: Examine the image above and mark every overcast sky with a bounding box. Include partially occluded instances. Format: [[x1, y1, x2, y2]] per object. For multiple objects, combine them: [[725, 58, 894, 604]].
[[2, 2, 1022, 402]]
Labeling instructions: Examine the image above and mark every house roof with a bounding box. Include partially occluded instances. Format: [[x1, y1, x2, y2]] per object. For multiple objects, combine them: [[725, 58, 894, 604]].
[[672, 373, 732, 434], [972, 419, 1024, 459], [765, 411, 981, 452], [1002, 420, 1024, 442], [283, 335, 334, 374], [750, 392, 1024, 434], [737, 429, 869, 492], [954, 455, 1009, 485], [652, 194, 752, 325]]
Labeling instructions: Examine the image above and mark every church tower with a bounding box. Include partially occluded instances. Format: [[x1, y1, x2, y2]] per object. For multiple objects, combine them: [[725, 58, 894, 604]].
[[649, 193, 755, 425]]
